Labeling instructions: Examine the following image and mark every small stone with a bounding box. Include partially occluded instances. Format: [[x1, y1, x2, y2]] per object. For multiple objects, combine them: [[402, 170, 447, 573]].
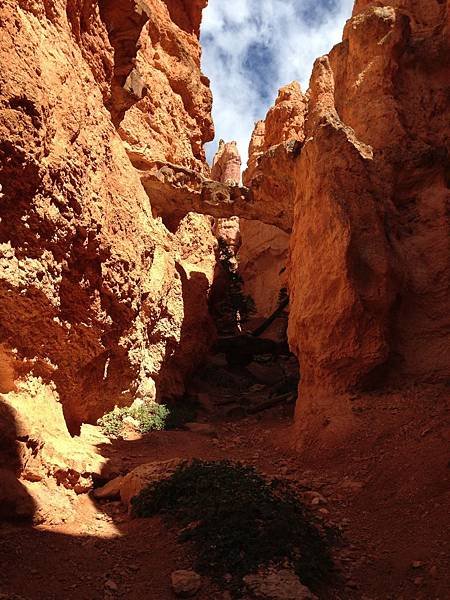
[[413, 577, 423, 586], [303, 491, 326, 506], [104, 580, 118, 592], [170, 570, 202, 597], [429, 565, 438, 578], [412, 561, 423, 569]]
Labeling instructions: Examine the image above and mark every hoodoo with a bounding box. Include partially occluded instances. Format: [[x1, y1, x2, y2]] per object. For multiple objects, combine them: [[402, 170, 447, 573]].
[[0, 0, 449, 599]]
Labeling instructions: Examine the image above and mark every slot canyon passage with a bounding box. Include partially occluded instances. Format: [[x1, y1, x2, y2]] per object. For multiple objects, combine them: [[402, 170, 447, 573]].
[[0, 0, 449, 598]]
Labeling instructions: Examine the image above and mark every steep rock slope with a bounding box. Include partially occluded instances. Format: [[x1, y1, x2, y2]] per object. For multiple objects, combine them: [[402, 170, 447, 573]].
[[0, 0, 216, 513], [287, 0, 450, 445], [240, 83, 306, 316]]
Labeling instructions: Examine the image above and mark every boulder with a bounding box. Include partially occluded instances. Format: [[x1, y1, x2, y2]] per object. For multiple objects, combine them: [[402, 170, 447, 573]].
[[120, 459, 186, 508], [170, 570, 202, 597], [92, 476, 124, 500]]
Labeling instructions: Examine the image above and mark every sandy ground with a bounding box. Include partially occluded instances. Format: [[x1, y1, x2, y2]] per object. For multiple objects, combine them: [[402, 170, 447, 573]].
[[1, 371, 449, 600]]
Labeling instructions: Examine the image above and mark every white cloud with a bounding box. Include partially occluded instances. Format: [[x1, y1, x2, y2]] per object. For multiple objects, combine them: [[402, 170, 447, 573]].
[[201, 0, 354, 166]]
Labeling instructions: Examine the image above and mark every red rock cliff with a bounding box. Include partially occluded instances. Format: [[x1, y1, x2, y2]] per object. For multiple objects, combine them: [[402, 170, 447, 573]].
[[240, 82, 306, 317], [287, 0, 450, 445], [0, 0, 216, 438]]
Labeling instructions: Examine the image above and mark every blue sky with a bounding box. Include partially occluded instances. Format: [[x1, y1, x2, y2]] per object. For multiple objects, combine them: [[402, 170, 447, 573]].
[[201, 0, 354, 165]]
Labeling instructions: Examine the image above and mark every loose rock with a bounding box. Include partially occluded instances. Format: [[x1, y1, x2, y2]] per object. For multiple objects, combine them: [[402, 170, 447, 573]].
[[243, 568, 318, 600], [170, 570, 202, 597]]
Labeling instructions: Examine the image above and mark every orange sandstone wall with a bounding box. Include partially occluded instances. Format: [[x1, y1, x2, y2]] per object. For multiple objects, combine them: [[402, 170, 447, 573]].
[[240, 83, 306, 317], [0, 0, 216, 433], [288, 0, 450, 444]]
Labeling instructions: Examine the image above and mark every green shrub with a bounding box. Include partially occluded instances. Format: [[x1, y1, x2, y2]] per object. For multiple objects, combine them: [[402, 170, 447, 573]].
[[214, 238, 256, 333], [131, 460, 335, 596], [133, 402, 169, 433], [97, 406, 129, 437], [97, 401, 169, 437]]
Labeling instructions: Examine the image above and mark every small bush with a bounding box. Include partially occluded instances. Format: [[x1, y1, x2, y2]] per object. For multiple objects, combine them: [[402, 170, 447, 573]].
[[97, 401, 169, 437], [134, 402, 169, 433], [131, 460, 335, 596], [214, 238, 257, 333], [97, 406, 128, 437]]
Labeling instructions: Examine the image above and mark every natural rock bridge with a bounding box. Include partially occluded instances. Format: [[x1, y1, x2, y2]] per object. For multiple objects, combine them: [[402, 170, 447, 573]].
[[128, 140, 301, 233]]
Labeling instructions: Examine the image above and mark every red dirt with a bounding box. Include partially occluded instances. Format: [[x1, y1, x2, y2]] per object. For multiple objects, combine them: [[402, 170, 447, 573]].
[[1, 382, 448, 600]]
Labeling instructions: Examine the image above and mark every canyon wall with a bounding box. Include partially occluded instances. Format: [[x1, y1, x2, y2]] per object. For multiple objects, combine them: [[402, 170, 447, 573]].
[[0, 0, 216, 449], [240, 83, 306, 317], [287, 0, 450, 445]]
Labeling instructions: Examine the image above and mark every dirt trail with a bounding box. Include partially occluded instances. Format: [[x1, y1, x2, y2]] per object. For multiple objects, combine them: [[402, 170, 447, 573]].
[[1, 348, 449, 600]]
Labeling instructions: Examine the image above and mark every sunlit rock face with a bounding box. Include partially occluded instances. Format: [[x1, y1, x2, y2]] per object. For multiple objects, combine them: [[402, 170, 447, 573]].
[[211, 140, 242, 185], [287, 0, 450, 445], [0, 0, 216, 439], [210, 140, 241, 251], [240, 82, 306, 317]]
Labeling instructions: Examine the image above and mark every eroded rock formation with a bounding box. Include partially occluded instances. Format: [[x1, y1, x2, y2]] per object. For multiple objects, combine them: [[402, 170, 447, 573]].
[[287, 0, 450, 445], [1, 0, 448, 524], [210, 140, 241, 260], [0, 0, 216, 513], [135, 153, 294, 232], [209, 141, 243, 333], [240, 83, 306, 316]]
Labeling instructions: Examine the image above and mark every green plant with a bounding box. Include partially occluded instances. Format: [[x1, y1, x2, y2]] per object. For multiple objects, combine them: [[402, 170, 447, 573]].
[[97, 401, 169, 437], [131, 460, 335, 596], [97, 406, 128, 437], [215, 238, 256, 332], [133, 402, 169, 433]]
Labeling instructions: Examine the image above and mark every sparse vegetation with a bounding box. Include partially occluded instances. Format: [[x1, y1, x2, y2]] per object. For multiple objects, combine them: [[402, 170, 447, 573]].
[[97, 400, 169, 437], [131, 459, 335, 596], [215, 238, 256, 332]]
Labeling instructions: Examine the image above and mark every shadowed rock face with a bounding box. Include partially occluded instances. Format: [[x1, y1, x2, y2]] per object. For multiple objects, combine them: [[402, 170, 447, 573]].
[[98, 0, 151, 127], [210, 141, 241, 249], [287, 0, 450, 445]]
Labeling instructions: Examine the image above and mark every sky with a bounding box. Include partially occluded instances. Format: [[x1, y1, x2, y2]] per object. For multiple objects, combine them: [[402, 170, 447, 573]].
[[200, 0, 354, 165]]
